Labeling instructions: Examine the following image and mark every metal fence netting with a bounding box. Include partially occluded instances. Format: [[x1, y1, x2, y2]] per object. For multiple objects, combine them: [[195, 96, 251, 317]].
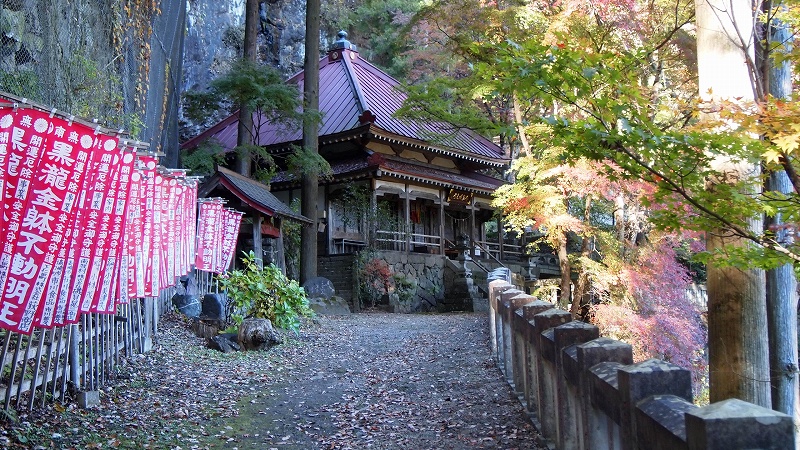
[[0, 0, 185, 167]]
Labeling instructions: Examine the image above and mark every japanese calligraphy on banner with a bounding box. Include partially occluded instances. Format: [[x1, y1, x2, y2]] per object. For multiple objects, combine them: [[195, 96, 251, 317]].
[[218, 209, 244, 273], [0, 108, 101, 333], [194, 200, 223, 272], [0, 103, 202, 334]]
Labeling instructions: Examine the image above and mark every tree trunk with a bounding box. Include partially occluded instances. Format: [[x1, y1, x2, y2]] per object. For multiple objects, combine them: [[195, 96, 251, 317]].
[[707, 231, 771, 406], [570, 195, 593, 319], [235, 0, 260, 177], [764, 12, 799, 430], [696, 0, 772, 406], [299, 0, 320, 285]]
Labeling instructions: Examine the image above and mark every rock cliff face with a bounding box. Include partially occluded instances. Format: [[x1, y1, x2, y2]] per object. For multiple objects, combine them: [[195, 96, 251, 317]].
[[182, 0, 345, 91], [182, 0, 340, 139]]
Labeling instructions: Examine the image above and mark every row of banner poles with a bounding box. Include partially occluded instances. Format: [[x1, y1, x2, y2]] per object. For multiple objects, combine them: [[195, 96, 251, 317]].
[[0, 93, 244, 336]]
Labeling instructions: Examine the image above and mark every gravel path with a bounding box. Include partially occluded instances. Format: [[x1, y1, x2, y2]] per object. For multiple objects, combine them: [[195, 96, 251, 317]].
[[2, 312, 546, 449]]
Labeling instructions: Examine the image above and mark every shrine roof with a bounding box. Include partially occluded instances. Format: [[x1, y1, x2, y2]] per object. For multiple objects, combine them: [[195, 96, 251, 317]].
[[199, 166, 311, 223], [181, 33, 508, 167], [271, 154, 505, 196]]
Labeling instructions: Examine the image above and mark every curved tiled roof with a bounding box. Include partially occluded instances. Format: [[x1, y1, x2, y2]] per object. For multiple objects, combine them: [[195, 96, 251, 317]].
[[271, 154, 504, 196], [200, 166, 311, 223], [182, 46, 508, 166]]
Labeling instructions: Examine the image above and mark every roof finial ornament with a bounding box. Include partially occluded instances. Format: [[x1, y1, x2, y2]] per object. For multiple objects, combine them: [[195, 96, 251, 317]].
[[330, 30, 357, 52]]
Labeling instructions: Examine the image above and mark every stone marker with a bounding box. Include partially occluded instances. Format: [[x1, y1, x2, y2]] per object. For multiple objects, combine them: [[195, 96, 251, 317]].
[[172, 293, 201, 318], [302, 276, 336, 300]]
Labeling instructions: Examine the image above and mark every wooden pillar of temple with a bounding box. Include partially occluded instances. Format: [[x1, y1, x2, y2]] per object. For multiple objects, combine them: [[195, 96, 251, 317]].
[[439, 189, 446, 255], [404, 183, 411, 253], [469, 195, 476, 259], [370, 185, 378, 247], [252, 213, 263, 269], [498, 217, 504, 261]]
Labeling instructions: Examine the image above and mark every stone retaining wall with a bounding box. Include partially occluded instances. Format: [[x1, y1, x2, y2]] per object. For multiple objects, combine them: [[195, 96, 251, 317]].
[[486, 274, 794, 450], [381, 251, 445, 312], [319, 251, 446, 312]]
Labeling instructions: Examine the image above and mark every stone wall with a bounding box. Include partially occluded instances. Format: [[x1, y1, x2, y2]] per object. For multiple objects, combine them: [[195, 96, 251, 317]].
[[319, 251, 446, 313], [486, 276, 795, 450], [380, 251, 445, 313], [318, 254, 356, 307]]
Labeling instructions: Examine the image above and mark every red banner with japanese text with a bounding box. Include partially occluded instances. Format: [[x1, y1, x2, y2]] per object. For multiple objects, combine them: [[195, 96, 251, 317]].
[[92, 149, 135, 313], [194, 200, 223, 272], [0, 107, 111, 332], [63, 132, 120, 324], [218, 209, 243, 273]]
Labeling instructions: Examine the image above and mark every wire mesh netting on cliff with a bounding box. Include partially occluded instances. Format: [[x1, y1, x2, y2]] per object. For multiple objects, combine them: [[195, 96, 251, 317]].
[[0, 0, 185, 167]]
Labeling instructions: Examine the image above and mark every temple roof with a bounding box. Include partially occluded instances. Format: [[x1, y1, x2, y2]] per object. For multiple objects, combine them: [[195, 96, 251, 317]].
[[181, 32, 509, 167], [271, 153, 505, 196], [199, 166, 311, 223]]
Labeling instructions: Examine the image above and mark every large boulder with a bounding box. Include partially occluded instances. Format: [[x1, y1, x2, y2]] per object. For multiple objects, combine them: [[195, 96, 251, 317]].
[[200, 293, 227, 321], [207, 333, 241, 353], [302, 277, 336, 300], [238, 318, 283, 351], [178, 272, 199, 296], [172, 294, 201, 318], [308, 295, 351, 315]]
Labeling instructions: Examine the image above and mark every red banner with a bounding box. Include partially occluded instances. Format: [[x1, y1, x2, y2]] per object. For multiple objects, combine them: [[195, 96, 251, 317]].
[[194, 200, 225, 272], [92, 149, 134, 313], [218, 209, 243, 273], [64, 132, 120, 323], [0, 108, 109, 332]]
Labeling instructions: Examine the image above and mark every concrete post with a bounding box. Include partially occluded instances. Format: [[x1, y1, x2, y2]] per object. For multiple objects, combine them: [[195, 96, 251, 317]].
[[499, 288, 524, 380], [685, 398, 795, 450], [520, 300, 554, 412], [488, 280, 512, 365], [577, 338, 633, 450], [555, 322, 600, 450], [510, 293, 537, 395], [533, 308, 572, 443], [589, 361, 628, 450], [618, 359, 692, 450], [636, 395, 697, 450]]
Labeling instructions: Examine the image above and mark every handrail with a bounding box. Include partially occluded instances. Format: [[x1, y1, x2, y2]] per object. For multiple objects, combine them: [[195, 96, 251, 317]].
[[473, 239, 506, 268]]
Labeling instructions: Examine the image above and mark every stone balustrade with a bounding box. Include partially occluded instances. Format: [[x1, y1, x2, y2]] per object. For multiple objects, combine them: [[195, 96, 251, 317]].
[[485, 275, 795, 450]]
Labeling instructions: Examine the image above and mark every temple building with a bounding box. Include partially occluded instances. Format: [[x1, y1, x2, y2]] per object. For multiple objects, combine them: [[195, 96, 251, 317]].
[[183, 32, 560, 310]]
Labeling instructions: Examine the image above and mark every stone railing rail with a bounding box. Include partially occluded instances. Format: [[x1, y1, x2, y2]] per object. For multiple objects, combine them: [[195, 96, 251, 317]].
[[485, 273, 794, 450]]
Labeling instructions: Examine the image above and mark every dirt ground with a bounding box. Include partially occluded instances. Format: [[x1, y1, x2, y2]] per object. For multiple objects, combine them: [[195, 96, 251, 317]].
[[2, 312, 546, 449]]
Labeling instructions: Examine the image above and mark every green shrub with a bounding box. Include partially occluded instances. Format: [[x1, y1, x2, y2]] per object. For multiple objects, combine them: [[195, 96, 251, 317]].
[[217, 251, 313, 332]]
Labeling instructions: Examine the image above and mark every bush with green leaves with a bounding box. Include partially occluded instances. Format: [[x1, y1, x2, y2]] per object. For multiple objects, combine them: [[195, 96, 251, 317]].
[[217, 251, 313, 332]]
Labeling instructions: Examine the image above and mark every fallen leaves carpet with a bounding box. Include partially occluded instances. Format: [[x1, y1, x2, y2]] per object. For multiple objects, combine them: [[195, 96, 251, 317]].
[[2, 312, 546, 449]]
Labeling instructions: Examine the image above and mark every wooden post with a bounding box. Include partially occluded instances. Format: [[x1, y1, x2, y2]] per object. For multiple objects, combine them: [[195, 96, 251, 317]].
[[370, 187, 378, 246], [276, 222, 287, 274], [439, 189, 445, 255], [253, 213, 263, 269], [469, 196, 476, 259], [498, 217, 505, 261], [405, 183, 411, 253]]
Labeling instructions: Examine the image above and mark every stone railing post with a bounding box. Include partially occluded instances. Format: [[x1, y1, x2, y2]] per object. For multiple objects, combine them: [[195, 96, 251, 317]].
[[636, 394, 697, 450], [521, 300, 554, 413], [685, 398, 794, 450], [510, 293, 537, 395], [577, 338, 633, 450], [488, 280, 512, 366], [618, 359, 692, 450], [555, 322, 600, 450], [533, 308, 572, 443], [499, 288, 524, 381], [589, 361, 628, 449]]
